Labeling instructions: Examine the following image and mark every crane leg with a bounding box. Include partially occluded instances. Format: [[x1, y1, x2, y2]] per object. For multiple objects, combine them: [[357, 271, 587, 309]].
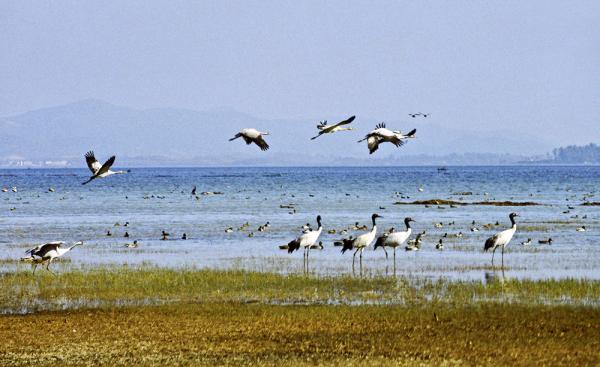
[[491, 248, 496, 267], [46, 259, 56, 276], [393, 248, 397, 275], [32, 263, 37, 275], [359, 249, 363, 275], [352, 248, 359, 271], [501, 246, 504, 269], [383, 247, 388, 260]]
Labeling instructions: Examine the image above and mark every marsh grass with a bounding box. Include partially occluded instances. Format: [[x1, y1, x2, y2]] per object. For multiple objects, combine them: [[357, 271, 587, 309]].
[[2, 267, 600, 314]]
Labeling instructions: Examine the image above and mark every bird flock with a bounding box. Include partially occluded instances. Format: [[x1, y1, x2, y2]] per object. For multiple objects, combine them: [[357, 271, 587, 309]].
[[13, 113, 580, 276]]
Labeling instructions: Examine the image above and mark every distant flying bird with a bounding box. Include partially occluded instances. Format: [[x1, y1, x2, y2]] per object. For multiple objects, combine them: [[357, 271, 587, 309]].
[[82, 151, 128, 185], [22, 241, 83, 275], [229, 128, 270, 151], [358, 123, 416, 154], [311, 115, 356, 140]]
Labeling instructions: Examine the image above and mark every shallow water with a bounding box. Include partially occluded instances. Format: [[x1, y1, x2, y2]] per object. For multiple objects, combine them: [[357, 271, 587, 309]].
[[1, 166, 599, 281]]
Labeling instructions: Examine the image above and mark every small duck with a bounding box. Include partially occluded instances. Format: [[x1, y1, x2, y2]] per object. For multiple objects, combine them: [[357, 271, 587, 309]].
[[124, 240, 139, 248], [520, 238, 532, 246], [309, 241, 324, 250], [538, 238, 553, 245], [434, 222, 443, 229], [327, 229, 337, 234], [106, 230, 112, 236], [576, 226, 586, 232], [182, 233, 187, 240], [161, 230, 170, 241], [435, 239, 444, 250], [225, 227, 234, 233], [470, 227, 479, 232], [124, 231, 129, 238]]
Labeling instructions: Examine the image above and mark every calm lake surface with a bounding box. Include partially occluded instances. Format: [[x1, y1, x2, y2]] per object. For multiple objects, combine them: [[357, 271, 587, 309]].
[[1, 166, 599, 281]]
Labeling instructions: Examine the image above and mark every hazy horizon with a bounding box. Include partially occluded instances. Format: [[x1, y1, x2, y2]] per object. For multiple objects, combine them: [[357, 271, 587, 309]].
[[2, 1, 599, 160]]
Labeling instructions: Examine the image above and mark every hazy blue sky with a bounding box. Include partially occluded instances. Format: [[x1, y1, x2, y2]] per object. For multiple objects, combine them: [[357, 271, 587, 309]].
[[2, 1, 599, 145]]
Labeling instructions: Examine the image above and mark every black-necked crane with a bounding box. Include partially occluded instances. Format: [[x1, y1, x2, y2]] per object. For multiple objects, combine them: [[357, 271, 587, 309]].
[[22, 241, 83, 275], [283, 215, 323, 273], [229, 128, 270, 151], [310, 115, 355, 140], [357, 123, 416, 154], [484, 213, 518, 268], [374, 217, 415, 270], [337, 214, 381, 274], [82, 151, 128, 185]]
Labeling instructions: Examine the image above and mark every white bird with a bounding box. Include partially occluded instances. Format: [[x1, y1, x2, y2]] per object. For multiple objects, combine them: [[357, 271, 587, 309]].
[[357, 123, 416, 154], [576, 226, 586, 232], [82, 151, 128, 185], [285, 215, 323, 272], [229, 128, 270, 151], [22, 241, 83, 275], [311, 115, 355, 140], [338, 214, 382, 272], [484, 213, 518, 268], [374, 217, 414, 266]]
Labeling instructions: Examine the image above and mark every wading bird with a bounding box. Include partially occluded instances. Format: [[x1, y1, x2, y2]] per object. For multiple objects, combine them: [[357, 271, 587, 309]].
[[358, 123, 416, 154], [82, 151, 128, 185], [229, 128, 270, 151], [484, 213, 518, 268], [311, 115, 355, 140], [337, 214, 381, 274], [22, 241, 83, 275], [374, 217, 415, 268], [284, 215, 323, 273]]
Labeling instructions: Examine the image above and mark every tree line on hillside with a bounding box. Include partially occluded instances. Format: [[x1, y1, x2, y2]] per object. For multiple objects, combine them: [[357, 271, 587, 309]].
[[550, 143, 600, 163]]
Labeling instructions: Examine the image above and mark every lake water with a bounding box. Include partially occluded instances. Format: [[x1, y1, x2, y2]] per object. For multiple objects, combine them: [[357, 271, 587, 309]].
[[1, 166, 599, 281]]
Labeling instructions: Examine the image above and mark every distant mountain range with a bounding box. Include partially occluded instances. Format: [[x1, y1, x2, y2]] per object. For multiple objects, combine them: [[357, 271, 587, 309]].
[[0, 99, 555, 167]]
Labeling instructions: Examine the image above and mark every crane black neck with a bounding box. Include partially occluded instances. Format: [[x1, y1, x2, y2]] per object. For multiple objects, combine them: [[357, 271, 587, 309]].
[[404, 218, 412, 229]]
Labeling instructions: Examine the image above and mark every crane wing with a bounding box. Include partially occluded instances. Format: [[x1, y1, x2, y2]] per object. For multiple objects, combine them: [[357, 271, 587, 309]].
[[85, 151, 102, 174], [367, 136, 380, 154], [96, 156, 116, 176], [254, 136, 270, 151], [333, 115, 356, 127]]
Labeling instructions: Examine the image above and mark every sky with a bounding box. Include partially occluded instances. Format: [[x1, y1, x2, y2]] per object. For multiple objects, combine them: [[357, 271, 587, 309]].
[[1, 1, 599, 148]]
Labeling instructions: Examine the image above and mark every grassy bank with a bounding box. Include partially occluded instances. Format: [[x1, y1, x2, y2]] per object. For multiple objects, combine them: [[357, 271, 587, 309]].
[[1, 302, 599, 366], [1, 267, 600, 313], [2, 268, 600, 365]]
